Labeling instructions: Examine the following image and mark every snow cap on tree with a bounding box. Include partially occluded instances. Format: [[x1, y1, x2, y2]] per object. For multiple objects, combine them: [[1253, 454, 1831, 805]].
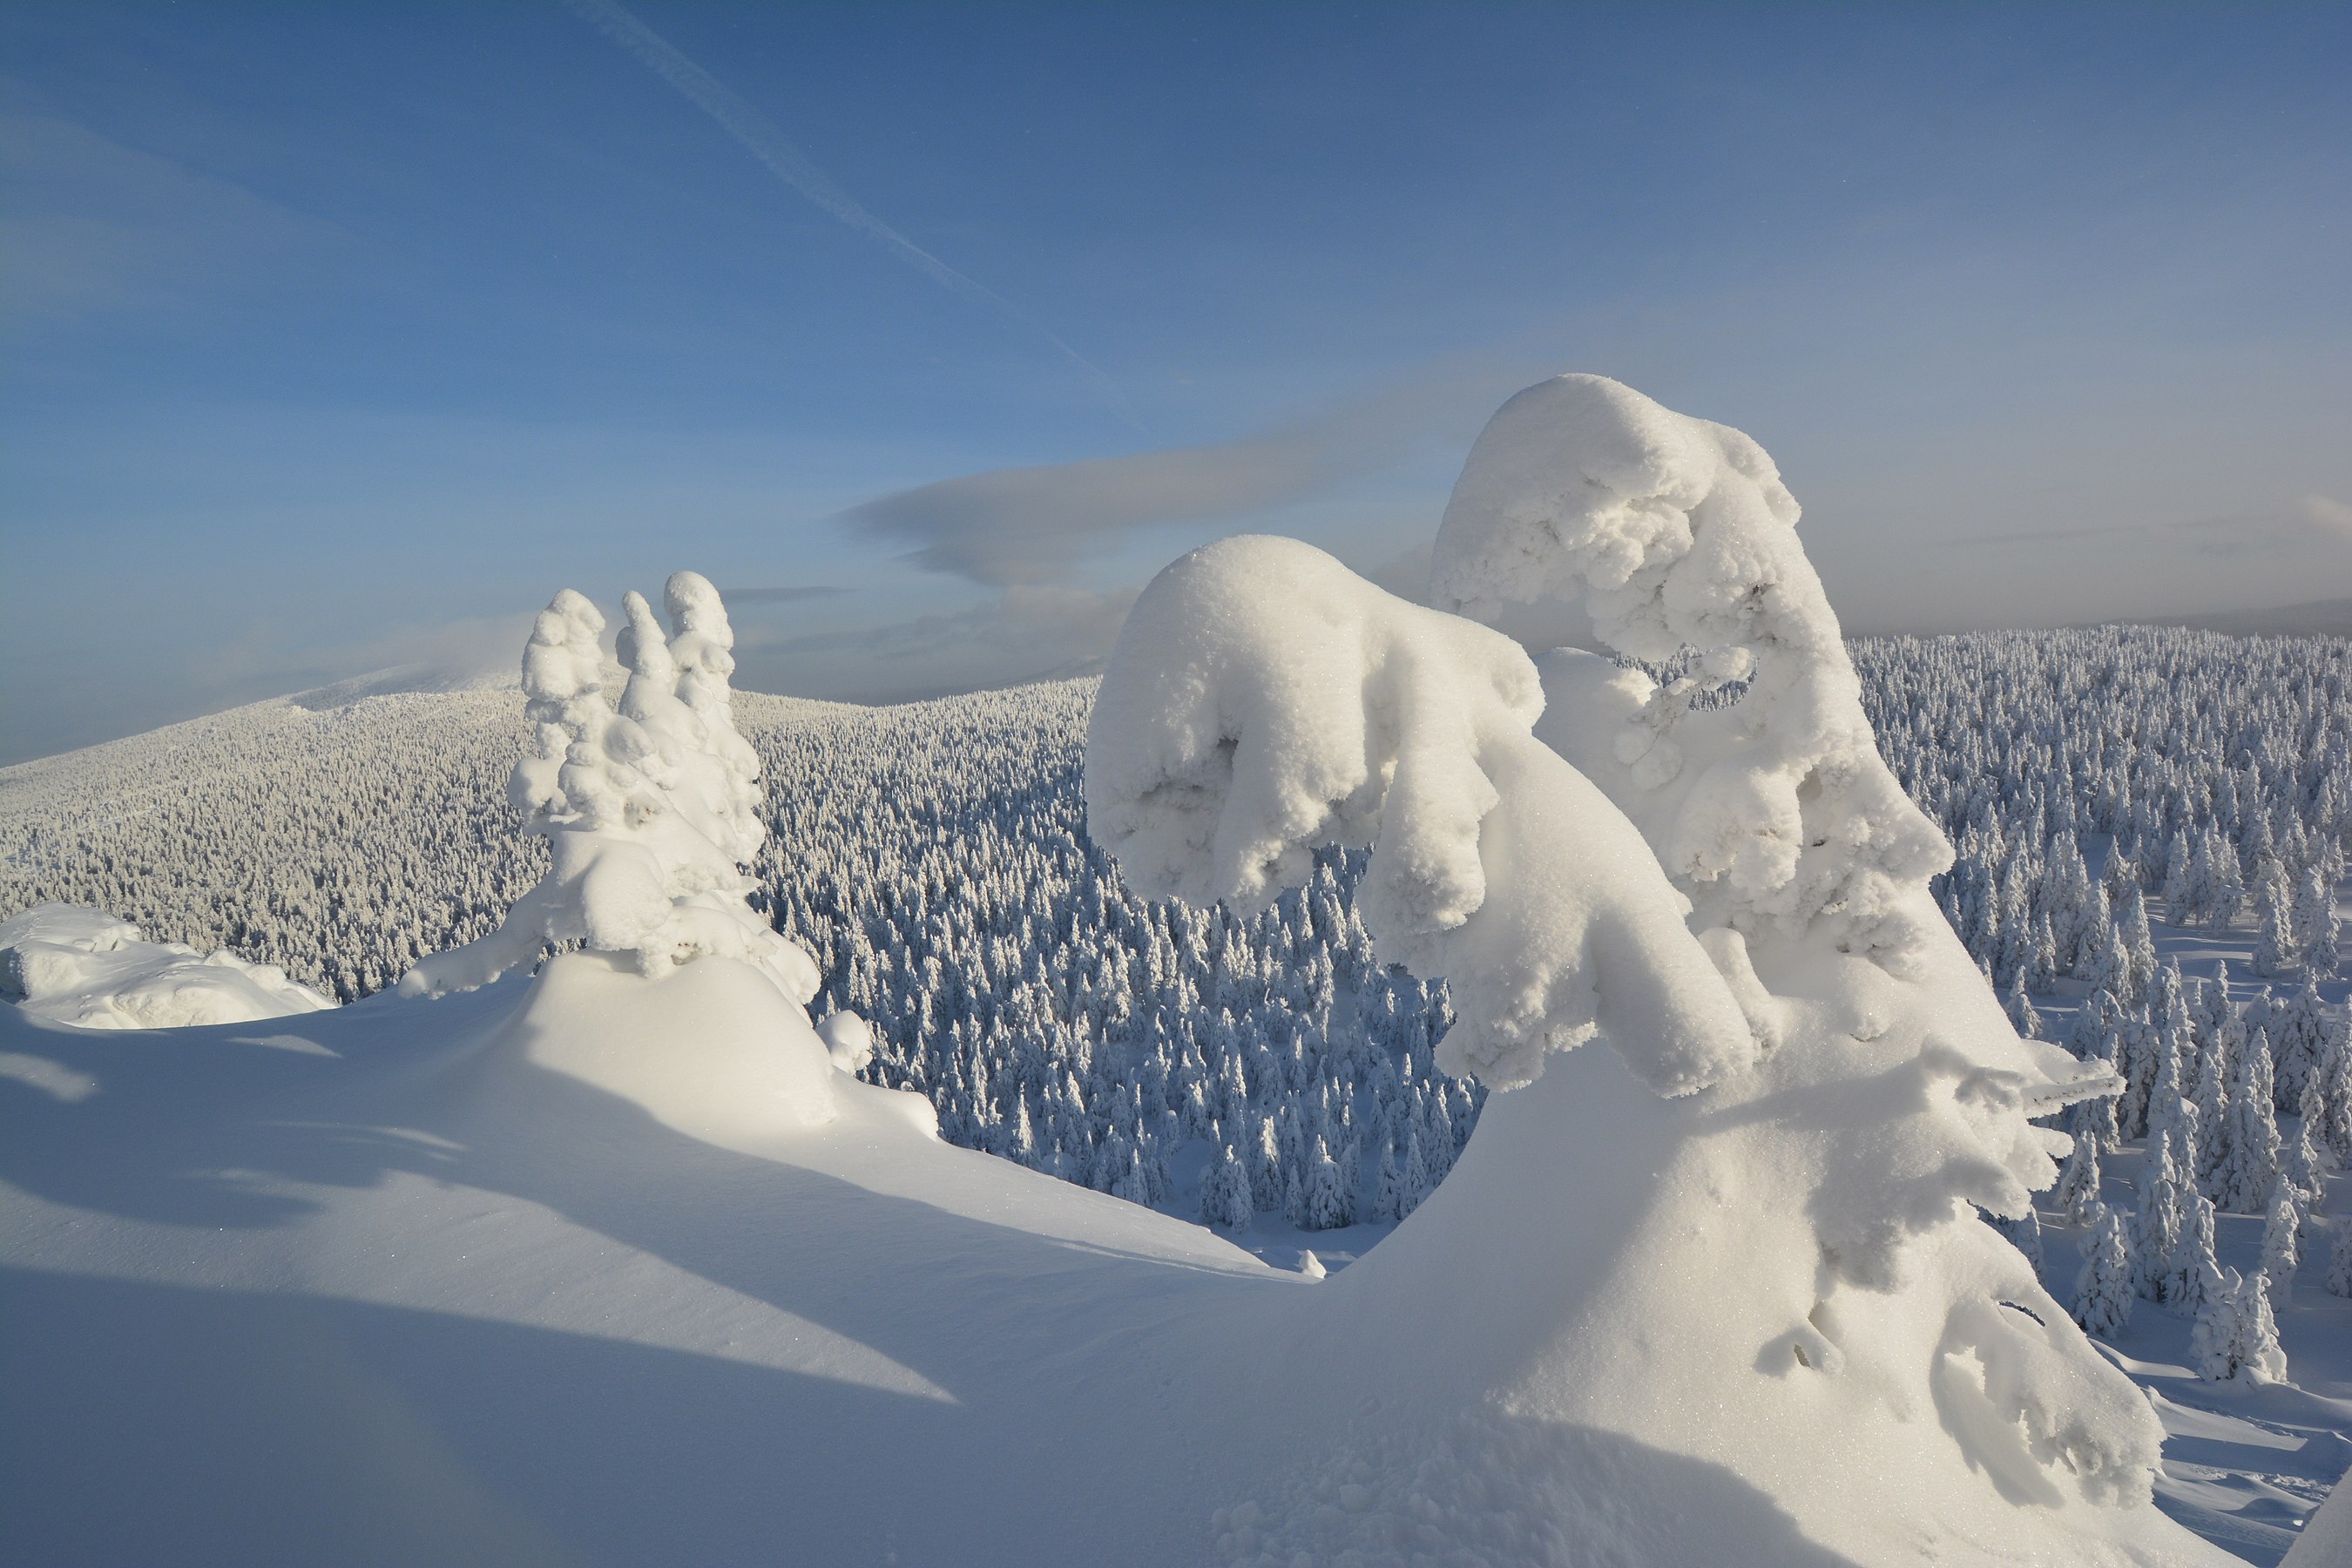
[[2295, 867, 2342, 976], [1430, 375, 1950, 974], [401, 575, 823, 1010], [2072, 1206, 2135, 1338], [2192, 1267, 2287, 1384], [1087, 534, 1755, 1096], [2260, 1183, 2302, 1290]]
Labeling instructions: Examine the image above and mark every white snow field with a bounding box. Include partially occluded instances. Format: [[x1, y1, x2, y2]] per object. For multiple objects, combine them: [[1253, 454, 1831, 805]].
[[0, 376, 2344, 1565]]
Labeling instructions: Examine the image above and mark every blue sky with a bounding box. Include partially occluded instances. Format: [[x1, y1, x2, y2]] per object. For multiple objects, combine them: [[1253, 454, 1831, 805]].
[[3, 2, 2349, 761]]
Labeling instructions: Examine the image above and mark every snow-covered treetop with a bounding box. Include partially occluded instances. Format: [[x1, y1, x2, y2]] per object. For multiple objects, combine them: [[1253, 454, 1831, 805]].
[[1431, 374, 1950, 970], [402, 572, 819, 1004], [1087, 534, 1754, 1095]]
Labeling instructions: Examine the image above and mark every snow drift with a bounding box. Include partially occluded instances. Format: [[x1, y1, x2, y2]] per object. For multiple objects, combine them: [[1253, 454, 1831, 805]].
[[0, 902, 335, 1030]]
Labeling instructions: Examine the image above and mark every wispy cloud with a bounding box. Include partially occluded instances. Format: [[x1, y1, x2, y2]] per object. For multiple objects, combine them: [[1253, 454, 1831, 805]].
[[0, 109, 344, 323], [564, 0, 1131, 423], [743, 584, 1139, 703], [1932, 493, 2352, 557], [840, 365, 1531, 586], [718, 585, 847, 605]]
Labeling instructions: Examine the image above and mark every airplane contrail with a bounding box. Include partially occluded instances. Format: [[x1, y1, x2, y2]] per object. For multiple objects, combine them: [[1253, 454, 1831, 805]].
[[564, 0, 1135, 424]]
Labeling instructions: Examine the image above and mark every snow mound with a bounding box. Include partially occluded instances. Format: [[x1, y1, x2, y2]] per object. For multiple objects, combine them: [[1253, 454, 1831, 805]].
[[401, 572, 822, 1010], [0, 902, 335, 1030], [1088, 533, 1754, 1095], [1432, 374, 1950, 973]]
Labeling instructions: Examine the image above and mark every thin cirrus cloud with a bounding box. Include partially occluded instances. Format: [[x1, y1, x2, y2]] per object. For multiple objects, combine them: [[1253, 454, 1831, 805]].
[[562, 0, 1132, 424], [0, 108, 344, 322]]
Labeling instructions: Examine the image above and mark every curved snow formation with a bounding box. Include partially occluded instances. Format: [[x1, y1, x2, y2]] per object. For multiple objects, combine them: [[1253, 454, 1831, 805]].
[[1432, 373, 1950, 972], [0, 902, 335, 1029], [400, 572, 822, 1011], [1089, 535, 1754, 1096], [1088, 383, 2221, 1565]]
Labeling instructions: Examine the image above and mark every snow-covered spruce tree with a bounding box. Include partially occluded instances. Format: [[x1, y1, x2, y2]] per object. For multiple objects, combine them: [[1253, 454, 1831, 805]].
[[2259, 1183, 2301, 1293], [2298, 867, 2342, 977], [2116, 885, 2159, 1006], [2145, 1040, 2202, 1220], [2273, 977, 2329, 1115], [2317, 1017, 2352, 1167], [2052, 1135, 2104, 1227], [2215, 1027, 2281, 1213], [2330, 1220, 2352, 1299], [394, 574, 859, 1137], [1093, 375, 2188, 1564], [400, 575, 821, 1007], [2072, 1206, 2135, 1338], [2191, 1267, 2287, 1385], [2252, 876, 2295, 979], [2004, 967, 2041, 1038], [2166, 1193, 2225, 1320], [2282, 1080, 2326, 1206]]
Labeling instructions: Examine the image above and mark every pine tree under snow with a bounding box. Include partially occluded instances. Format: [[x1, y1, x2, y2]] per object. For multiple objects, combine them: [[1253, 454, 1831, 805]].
[[2281, 1080, 2327, 1206], [2191, 1268, 2287, 1385], [2298, 867, 2342, 977], [2214, 1025, 2281, 1214], [2003, 967, 2040, 1039], [2260, 1183, 2302, 1293], [2051, 1136, 2103, 1227], [2132, 1125, 2187, 1303], [2072, 1207, 2135, 1338], [2166, 1191, 2225, 1318]]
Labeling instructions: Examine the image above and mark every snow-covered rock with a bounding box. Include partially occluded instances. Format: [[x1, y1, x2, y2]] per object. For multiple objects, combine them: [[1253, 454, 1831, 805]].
[[0, 902, 334, 1029]]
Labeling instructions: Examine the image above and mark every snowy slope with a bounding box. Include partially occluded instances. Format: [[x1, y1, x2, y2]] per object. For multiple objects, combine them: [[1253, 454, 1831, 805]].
[[0, 943, 2239, 1568], [0, 958, 1296, 1567]]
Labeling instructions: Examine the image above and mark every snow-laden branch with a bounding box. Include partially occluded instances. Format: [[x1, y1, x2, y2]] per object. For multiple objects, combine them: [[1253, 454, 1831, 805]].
[[1086, 535, 1754, 1095], [1431, 375, 1950, 971], [400, 572, 820, 1003]]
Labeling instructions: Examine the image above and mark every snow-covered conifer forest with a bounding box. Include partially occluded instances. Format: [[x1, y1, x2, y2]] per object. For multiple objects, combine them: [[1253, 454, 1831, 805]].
[[4, 376, 2349, 1566], [6, 629, 2342, 1248], [8, 616, 2349, 1567]]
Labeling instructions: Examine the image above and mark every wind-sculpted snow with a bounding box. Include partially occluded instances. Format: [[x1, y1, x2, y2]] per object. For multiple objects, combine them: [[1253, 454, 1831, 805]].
[[1432, 374, 1950, 972], [1088, 534, 1754, 1095], [401, 573, 823, 1010], [1083, 381, 2231, 1564], [0, 902, 334, 1030]]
